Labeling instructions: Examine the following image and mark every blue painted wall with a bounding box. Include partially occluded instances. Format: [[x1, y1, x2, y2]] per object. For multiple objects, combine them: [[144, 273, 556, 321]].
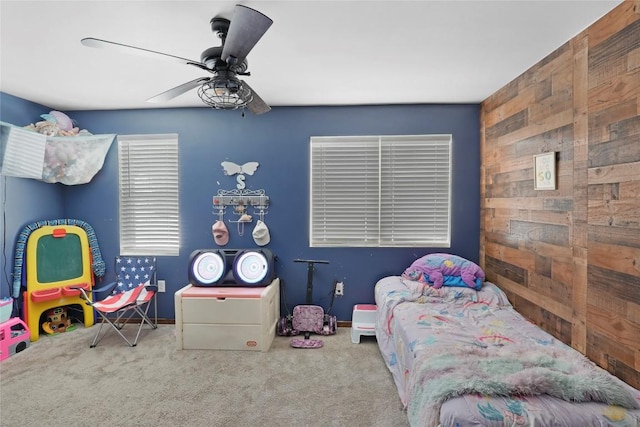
[[2, 92, 480, 321]]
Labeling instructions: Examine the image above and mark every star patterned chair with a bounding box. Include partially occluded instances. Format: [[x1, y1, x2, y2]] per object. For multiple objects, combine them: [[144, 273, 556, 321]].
[[74, 256, 158, 347]]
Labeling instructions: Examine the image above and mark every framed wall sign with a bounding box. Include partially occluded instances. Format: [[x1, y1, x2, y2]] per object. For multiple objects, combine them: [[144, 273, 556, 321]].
[[534, 152, 556, 190]]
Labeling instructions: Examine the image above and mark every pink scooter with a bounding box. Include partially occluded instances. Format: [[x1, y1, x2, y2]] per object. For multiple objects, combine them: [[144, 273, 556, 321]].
[[277, 259, 337, 348]]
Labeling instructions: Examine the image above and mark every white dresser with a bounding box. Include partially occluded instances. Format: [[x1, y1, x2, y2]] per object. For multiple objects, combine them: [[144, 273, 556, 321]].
[[174, 278, 280, 352]]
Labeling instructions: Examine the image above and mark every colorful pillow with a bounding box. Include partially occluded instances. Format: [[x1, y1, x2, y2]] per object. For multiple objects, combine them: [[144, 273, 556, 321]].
[[399, 277, 511, 307], [402, 253, 485, 289]]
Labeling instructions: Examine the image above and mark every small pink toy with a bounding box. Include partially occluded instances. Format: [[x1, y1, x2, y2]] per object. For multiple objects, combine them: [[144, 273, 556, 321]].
[[1, 308, 31, 361]]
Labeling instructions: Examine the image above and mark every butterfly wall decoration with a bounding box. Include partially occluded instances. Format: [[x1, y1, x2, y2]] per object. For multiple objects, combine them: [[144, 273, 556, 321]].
[[221, 161, 259, 176], [221, 161, 260, 189]]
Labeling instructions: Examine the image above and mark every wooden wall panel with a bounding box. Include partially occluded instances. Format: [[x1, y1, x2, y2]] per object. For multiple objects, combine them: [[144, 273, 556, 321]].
[[587, 1, 640, 389], [480, 1, 640, 389]]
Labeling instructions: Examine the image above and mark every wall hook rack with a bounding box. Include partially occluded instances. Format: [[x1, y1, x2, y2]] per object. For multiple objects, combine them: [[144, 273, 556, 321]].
[[253, 207, 268, 222], [213, 189, 270, 220]]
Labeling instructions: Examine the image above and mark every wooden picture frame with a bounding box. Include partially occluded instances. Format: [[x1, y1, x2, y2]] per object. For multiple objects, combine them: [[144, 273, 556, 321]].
[[534, 152, 556, 190]]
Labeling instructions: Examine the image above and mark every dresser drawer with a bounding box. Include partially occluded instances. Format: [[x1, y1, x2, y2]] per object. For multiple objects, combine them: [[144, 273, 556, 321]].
[[182, 297, 261, 324], [181, 323, 274, 351]]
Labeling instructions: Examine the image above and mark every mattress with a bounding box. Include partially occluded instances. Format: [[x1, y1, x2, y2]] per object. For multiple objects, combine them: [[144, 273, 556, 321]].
[[375, 275, 640, 427]]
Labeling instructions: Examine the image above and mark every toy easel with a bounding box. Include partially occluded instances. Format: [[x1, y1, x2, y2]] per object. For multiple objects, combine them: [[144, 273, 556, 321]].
[[24, 225, 95, 341]]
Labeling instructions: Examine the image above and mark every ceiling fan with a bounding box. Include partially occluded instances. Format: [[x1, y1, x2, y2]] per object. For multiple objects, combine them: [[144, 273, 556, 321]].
[[81, 5, 273, 115]]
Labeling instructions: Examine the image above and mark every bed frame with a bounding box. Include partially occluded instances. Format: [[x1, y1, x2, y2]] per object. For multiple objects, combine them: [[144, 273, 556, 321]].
[[375, 275, 640, 427]]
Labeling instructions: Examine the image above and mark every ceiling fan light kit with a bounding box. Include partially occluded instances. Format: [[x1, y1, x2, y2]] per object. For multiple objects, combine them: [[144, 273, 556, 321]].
[[198, 76, 253, 110], [81, 5, 273, 114]]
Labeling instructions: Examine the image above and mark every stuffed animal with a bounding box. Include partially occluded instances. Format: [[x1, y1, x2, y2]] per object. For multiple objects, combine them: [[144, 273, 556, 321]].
[[402, 253, 486, 290], [24, 110, 80, 137], [35, 121, 60, 136], [42, 110, 73, 131], [42, 140, 77, 182]]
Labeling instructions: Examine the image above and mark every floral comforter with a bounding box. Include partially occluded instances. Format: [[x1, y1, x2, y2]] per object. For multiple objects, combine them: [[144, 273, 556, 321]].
[[375, 276, 640, 427]]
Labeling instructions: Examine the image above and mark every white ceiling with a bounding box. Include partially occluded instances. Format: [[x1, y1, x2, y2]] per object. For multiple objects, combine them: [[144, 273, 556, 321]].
[[0, 0, 622, 112]]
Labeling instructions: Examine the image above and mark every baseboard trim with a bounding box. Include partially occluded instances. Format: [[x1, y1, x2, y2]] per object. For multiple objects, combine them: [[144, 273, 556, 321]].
[[150, 319, 353, 327]]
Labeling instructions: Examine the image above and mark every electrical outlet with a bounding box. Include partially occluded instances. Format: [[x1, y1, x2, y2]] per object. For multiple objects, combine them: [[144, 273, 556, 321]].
[[157, 280, 166, 293], [335, 281, 344, 296]]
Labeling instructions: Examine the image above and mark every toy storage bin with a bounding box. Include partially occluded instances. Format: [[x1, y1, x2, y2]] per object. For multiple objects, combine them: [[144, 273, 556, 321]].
[[0, 298, 13, 323], [174, 278, 280, 352]]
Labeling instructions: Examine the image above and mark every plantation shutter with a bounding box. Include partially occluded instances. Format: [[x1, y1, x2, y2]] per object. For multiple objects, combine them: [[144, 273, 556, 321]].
[[118, 134, 179, 256], [310, 135, 451, 248]]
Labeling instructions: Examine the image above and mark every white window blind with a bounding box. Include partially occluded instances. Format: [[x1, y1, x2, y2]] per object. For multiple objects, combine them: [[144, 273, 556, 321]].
[[310, 135, 451, 247], [118, 134, 179, 256]]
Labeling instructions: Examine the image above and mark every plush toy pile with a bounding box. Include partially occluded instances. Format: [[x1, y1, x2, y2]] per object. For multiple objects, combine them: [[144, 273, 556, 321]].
[[24, 110, 91, 137], [14, 110, 114, 185]]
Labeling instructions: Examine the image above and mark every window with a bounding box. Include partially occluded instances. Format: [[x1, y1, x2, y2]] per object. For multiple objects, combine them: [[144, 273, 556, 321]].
[[118, 134, 179, 256], [310, 135, 451, 247]]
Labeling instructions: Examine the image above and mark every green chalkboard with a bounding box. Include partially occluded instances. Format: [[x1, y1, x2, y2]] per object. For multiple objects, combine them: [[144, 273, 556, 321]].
[[36, 234, 84, 283]]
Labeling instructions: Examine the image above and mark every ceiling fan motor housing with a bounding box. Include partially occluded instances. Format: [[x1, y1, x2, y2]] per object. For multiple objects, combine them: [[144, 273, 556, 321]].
[[201, 46, 224, 70], [211, 17, 231, 38], [200, 46, 248, 74]]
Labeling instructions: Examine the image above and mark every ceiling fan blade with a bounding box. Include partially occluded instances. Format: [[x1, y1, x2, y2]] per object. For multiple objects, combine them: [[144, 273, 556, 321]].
[[81, 37, 208, 70], [242, 81, 271, 115], [146, 77, 211, 103], [221, 5, 273, 65]]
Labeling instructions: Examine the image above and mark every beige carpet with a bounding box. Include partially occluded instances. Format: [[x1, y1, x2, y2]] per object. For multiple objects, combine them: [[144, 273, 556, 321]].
[[0, 324, 409, 427]]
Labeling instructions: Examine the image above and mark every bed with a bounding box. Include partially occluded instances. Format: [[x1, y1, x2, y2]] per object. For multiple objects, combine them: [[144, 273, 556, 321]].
[[375, 254, 640, 427]]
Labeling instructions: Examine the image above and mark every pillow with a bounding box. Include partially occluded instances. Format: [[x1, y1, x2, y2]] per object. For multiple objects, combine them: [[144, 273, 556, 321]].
[[402, 278, 511, 307], [402, 253, 485, 289], [420, 282, 481, 303]]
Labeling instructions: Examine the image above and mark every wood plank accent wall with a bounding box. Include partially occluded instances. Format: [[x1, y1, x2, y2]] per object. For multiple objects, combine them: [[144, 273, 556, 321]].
[[480, 0, 640, 389]]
